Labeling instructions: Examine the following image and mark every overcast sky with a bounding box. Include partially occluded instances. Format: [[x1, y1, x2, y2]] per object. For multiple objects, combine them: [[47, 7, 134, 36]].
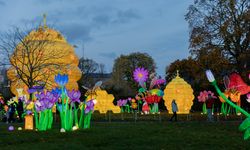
[[0, 0, 194, 76]]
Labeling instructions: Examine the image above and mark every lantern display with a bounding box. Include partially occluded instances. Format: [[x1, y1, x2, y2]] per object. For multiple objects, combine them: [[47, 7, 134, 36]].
[[87, 88, 120, 113], [7, 22, 82, 96], [25, 115, 34, 130], [163, 71, 194, 114]]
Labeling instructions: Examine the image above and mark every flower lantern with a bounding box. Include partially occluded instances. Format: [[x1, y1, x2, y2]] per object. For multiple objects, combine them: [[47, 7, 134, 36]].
[[55, 74, 69, 87], [133, 67, 149, 87]]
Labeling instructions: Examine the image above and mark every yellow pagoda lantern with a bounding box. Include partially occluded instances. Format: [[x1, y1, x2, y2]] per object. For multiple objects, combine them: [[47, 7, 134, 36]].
[[7, 15, 82, 95], [87, 88, 120, 113], [163, 71, 194, 114]]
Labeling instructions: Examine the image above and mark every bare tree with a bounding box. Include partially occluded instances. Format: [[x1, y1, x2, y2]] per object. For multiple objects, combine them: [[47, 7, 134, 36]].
[[98, 63, 105, 74], [0, 26, 71, 94], [78, 57, 99, 87]]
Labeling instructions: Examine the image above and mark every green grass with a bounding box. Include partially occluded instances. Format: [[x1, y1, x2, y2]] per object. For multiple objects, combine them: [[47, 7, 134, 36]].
[[0, 120, 249, 150]]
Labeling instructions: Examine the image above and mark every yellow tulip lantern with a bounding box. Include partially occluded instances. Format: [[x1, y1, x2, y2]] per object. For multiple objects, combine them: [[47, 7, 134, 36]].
[[163, 71, 194, 114], [7, 16, 82, 96]]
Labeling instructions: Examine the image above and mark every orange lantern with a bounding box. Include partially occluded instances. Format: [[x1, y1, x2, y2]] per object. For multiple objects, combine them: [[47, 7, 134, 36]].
[[230, 91, 241, 103], [25, 115, 34, 130], [219, 92, 229, 103]]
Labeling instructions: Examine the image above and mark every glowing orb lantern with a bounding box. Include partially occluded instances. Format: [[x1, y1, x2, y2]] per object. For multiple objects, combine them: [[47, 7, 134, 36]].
[[8, 126, 14, 131], [7, 17, 82, 96], [87, 88, 120, 113], [163, 71, 194, 114]]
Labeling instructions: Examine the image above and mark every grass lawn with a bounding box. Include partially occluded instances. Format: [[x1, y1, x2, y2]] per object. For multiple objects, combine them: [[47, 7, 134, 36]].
[[0, 119, 249, 150]]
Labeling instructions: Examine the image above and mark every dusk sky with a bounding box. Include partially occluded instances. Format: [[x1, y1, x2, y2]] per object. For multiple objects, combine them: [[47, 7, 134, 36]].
[[0, 0, 194, 76]]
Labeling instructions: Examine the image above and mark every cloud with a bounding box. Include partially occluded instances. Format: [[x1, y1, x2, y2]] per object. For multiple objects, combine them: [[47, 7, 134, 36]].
[[58, 23, 92, 43], [113, 9, 141, 24], [92, 15, 111, 27], [99, 52, 117, 59]]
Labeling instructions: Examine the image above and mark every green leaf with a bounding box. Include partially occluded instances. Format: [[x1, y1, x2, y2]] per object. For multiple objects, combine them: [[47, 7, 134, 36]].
[[239, 117, 250, 131], [244, 128, 250, 140], [139, 88, 146, 93]]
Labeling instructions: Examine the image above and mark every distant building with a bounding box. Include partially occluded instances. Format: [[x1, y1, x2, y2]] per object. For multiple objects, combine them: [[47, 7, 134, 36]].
[[88, 73, 112, 83]]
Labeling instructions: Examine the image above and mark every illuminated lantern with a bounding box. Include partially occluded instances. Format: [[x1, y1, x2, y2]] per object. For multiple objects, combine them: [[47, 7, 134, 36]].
[[163, 71, 194, 114], [219, 92, 229, 103], [230, 90, 241, 103], [88, 88, 120, 113], [52, 104, 57, 113], [25, 115, 34, 130], [8, 126, 14, 131], [227, 72, 250, 95], [7, 16, 82, 96]]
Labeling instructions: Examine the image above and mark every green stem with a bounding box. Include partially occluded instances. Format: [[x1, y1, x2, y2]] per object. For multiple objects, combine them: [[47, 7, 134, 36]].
[[38, 111, 44, 131], [59, 110, 64, 129], [79, 101, 85, 129], [84, 113, 92, 129], [202, 103, 207, 114], [221, 103, 226, 115], [212, 81, 250, 117], [69, 106, 73, 130], [34, 109, 39, 129], [74, 106, 79, 127], [48, 109, 53, 129], [42, 109, 49, 130]]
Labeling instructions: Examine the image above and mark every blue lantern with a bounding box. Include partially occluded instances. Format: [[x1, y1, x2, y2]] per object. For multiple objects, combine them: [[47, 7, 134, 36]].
[[55, 73, 69, 86]]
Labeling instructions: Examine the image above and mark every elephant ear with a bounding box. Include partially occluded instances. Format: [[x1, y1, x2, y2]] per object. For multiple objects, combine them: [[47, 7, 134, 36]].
[[239, 117, 250, 140], [244, 128, 250, 140], [239, 117, 250, 132]]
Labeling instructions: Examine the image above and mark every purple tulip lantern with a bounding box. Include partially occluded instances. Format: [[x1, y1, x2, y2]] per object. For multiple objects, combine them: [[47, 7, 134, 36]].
[[35, 100, 43, 112], [68, 89, 81, 104], [117, 99, 127, 107], [28, 85, 44, 94], [35, 91, 58, 112], [85, 99, 96, 114]]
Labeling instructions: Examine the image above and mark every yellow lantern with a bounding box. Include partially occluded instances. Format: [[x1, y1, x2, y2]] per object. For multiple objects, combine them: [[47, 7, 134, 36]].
[[87, 88, 120, 113], [163, 71, 194, 114], [25, 115, 34, 130], [7, 17, 82, 96]]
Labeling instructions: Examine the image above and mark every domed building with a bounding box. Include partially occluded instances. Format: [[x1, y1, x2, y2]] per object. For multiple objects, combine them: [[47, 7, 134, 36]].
[[7, 16, 82, 96]]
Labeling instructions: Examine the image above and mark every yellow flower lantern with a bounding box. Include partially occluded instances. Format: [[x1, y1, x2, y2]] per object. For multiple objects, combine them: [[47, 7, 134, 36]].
[[163, 71, 194, 114], [7, 17, 82, 96]]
